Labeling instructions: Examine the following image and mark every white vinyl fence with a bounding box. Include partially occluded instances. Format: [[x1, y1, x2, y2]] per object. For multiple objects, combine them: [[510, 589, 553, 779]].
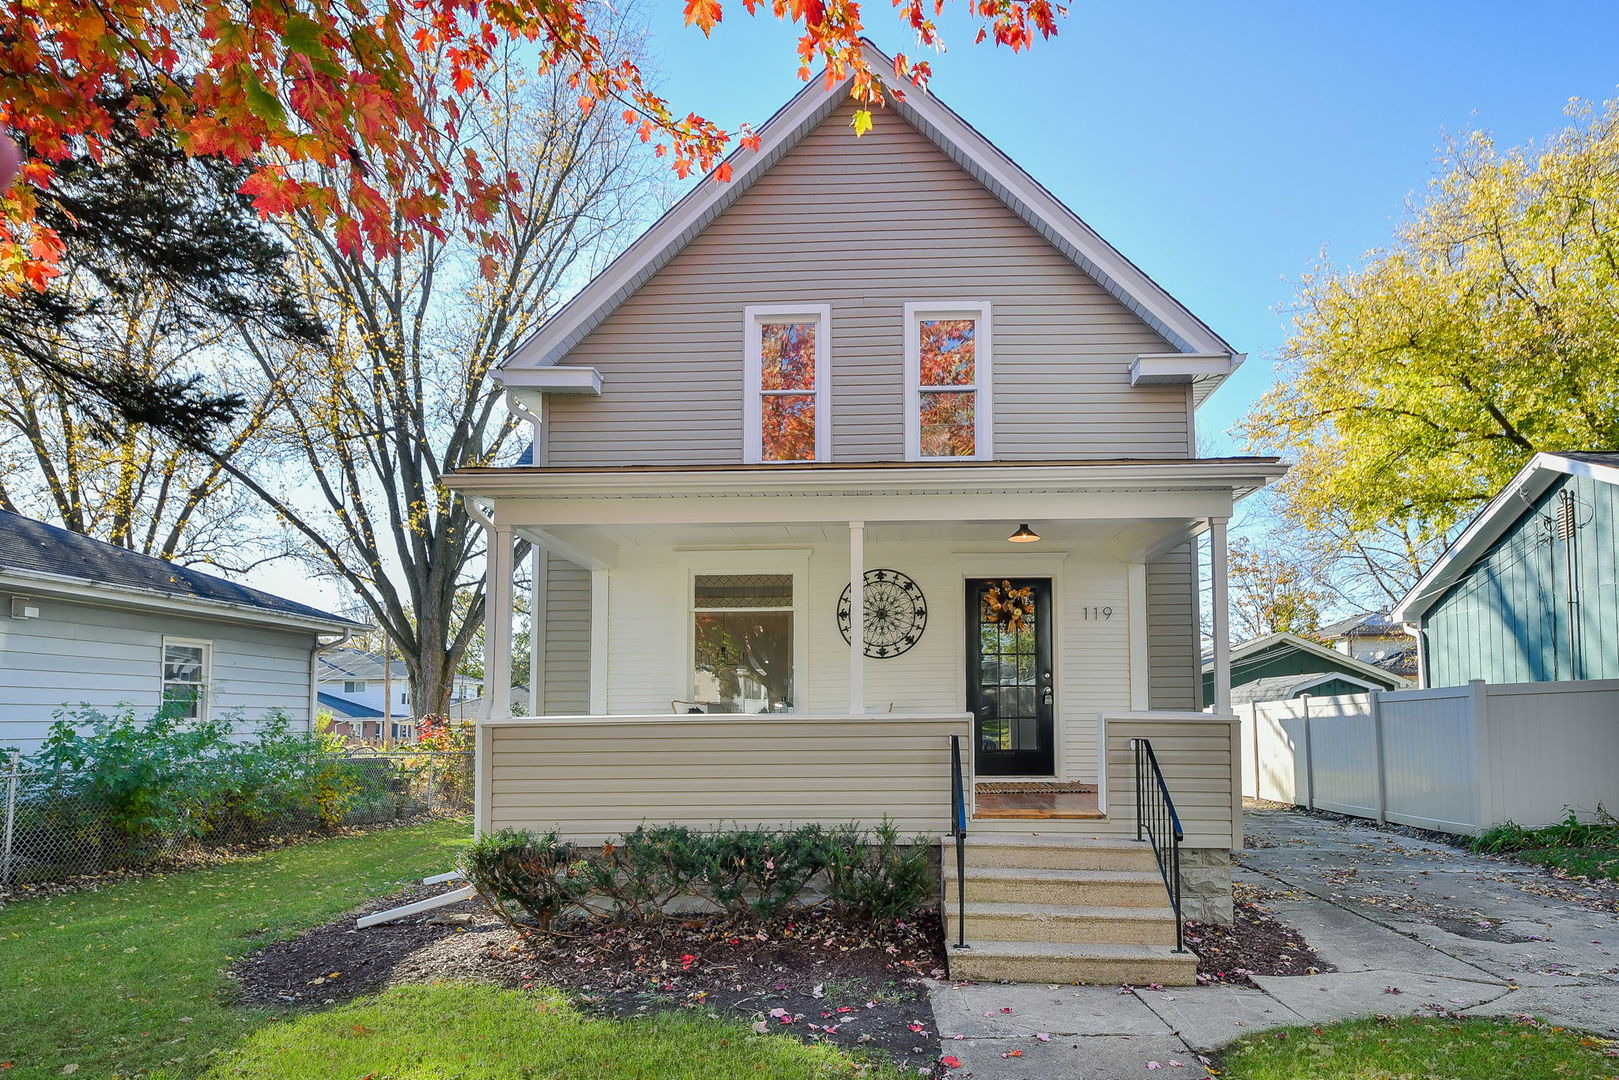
[[1240, 679, 1619, 836]]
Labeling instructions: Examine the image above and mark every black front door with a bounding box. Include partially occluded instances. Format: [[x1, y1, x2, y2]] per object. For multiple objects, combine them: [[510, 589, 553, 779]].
[[966, 578, 1055, 776]]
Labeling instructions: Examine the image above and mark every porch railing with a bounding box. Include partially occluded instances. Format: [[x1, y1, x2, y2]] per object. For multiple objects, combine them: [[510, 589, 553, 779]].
[[1131, 737, 1186, 953], [947, 733, 968, 951]]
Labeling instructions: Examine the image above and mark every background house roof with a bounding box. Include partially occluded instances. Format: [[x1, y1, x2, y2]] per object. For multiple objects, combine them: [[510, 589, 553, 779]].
[[317, 691, 384, 719], [1318, 612, 1403, 640], [1203, 631, 1411, 689], [317, 647, 411, 682], [1230, 671, 1386, 705], [0, 510, 359, 630], [1393, 451, 1619, 622]]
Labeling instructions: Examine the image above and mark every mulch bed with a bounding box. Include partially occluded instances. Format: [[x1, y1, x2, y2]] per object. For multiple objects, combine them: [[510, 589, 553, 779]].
[[1184, 882, 1336, 988], [230, 888, 948, 1070]]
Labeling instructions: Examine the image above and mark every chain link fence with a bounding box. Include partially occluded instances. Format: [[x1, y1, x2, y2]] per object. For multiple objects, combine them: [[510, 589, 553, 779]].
[[0, 749, 473, 892]]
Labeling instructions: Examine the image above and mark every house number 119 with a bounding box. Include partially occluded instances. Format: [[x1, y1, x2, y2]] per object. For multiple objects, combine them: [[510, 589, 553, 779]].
[[1081, 606, 1113, 620]]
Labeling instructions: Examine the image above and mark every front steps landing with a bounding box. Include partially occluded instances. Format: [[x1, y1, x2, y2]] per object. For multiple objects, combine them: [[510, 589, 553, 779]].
[[942, 834, 1198, 986]]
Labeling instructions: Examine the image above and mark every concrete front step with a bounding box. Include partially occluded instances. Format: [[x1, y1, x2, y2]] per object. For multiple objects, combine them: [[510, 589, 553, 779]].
[[947, 939, 1199, 986], [939, 833, 1159, 873], [944, 900, 1180, 946], [944, 865, 1170, 908]]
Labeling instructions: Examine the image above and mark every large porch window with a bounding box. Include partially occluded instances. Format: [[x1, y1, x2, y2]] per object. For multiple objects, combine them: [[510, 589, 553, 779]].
[[692, 573, 795, 713]]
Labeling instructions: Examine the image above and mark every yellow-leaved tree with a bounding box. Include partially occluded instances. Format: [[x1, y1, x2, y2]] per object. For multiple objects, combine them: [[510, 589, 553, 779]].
[[1244, 98, 1619, 598]]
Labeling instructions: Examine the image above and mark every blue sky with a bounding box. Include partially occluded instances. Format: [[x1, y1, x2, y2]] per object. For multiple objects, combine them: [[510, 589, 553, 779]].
[[636, 0, 1619, 449]]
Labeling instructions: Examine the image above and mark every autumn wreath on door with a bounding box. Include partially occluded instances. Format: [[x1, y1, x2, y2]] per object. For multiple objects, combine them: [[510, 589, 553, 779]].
[[983, 580, 1035, 633]]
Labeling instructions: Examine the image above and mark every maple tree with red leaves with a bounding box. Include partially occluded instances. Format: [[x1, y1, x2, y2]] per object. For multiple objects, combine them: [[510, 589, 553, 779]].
[[1, 0, 1064, 293]]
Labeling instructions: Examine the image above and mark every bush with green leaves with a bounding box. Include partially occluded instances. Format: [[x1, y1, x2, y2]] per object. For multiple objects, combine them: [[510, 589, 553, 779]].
[[459, 820, 935, 933], [24, 703, 386, 857], [461, 828, 590, 930]]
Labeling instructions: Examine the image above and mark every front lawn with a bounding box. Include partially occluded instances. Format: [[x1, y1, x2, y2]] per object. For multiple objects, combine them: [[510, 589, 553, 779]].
[[1220, 1016, 1619, 1080], [0, 817, 916, 1080], [201, 983, 907, 1079], [0, 817, 472, 1079]]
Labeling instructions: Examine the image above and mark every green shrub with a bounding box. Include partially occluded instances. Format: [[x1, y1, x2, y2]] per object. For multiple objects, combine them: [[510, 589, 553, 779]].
[[459, 820, 936, 933], [461, 828, 590, 930], [825, 819, 935, 929], [26, 704, 381, 853]]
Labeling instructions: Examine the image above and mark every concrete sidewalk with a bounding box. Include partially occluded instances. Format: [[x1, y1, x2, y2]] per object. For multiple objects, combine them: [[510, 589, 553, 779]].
[[929, 806, 1619, 1078]]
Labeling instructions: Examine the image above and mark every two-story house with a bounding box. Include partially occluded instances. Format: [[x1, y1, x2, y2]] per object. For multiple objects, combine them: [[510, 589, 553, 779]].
[[444, 46, 1284, 985]]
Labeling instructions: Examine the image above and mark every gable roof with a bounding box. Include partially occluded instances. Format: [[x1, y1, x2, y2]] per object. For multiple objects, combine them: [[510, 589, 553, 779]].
[[500, 41, 1241, 404], [0, 510, 360, 633], [1317, 611, 1402, 640], [1204, 630, 1411, 688], [1231, 671, 1388, 705], [1393, 451, 1619, 623]]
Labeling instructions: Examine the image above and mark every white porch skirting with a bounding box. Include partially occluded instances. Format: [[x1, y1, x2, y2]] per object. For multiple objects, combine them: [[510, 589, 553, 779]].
[[477, 713, 973, 842]]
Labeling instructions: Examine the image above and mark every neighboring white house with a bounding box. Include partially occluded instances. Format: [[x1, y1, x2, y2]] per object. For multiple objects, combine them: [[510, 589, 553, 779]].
[[1318, 612, 1414, 668], [316, 647, 481, 739], [0, 510, 363, 756], [443, 42, 1287, 985]]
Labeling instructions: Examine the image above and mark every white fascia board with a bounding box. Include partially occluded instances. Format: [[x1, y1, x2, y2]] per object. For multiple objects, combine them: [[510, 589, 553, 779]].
[[1391, 452, 1600, 623], [0, 568, 365, 635], [444, 460, 1290, 500], [497, 366, 603, 395], [498, 40, 1239, 375]]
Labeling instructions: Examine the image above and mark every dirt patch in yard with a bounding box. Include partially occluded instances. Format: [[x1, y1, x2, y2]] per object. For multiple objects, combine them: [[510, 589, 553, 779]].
[[230, 888, 947, 1071], [1185, 882, 1336, 988]]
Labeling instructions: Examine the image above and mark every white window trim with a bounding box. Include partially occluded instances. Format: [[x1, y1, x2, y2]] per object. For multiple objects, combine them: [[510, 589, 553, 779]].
[[742, 304, 832, 464], [903, 301, 993, 461], [676, 550, 813, 712], [160, 636, 213, 723]]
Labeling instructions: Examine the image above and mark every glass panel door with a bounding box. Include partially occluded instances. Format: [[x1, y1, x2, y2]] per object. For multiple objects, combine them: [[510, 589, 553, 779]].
[[966, 578, 1055, 776]]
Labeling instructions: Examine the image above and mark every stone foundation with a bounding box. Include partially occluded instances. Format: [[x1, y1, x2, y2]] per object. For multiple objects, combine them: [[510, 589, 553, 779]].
[[1177, 846, 1233, 924]]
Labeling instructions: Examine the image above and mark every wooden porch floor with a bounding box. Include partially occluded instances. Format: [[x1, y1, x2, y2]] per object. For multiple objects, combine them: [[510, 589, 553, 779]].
[[973, 782, 1103, 820]]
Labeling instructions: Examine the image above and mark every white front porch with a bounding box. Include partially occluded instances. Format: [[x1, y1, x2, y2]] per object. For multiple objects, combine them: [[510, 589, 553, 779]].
[[450, 460, 1281, 832]]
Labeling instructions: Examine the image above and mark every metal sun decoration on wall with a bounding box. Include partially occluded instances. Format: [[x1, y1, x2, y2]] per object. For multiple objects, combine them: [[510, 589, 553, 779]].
[[837, 569, 927, 658]]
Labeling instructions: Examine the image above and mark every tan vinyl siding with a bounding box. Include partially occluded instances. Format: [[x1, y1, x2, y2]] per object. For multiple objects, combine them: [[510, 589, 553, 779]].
[[1101, 715, 1239, 849], [483, 713, 971, 842], [543, 100, 1191, 466], [540, 557, 590, 714], [1146, 543, 1200, 710]]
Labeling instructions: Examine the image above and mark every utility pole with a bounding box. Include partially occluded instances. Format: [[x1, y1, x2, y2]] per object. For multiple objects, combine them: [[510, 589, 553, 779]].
[[382, 638, 394, 750]]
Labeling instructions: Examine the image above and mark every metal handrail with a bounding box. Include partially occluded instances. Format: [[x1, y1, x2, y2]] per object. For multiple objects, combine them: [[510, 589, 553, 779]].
[[948, 733, 969, 951], [1131, 737, 1187, 953]]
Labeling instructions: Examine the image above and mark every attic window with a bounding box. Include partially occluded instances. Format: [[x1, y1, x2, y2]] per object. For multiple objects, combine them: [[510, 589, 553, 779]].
[[743, 305, 830, 464], [904, 302, 992, 460]]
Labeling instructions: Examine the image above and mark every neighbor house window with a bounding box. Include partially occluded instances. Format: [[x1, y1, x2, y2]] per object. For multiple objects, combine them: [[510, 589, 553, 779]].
[[161, 639, 211, 721], [904, 302, 992, 460], [343, 680, 365, 694], [743, 305, 831, 463], [692, 574, 794, 713]]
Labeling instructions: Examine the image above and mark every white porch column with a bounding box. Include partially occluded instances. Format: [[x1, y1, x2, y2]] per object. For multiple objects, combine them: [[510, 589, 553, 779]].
[[1209, 516, 1232, 714], [588, 568, 609, 715], [849, 521, 864, 715], [483, 523, 515, 722]]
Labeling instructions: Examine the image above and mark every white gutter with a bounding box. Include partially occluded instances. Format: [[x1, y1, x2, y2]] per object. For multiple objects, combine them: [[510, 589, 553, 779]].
[[0, 567, 364, 635]]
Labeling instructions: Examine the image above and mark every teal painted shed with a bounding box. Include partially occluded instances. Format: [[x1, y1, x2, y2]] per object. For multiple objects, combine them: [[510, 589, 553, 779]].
[[1394, 452, 1619, 688], [1201, 631, 1409, 706]]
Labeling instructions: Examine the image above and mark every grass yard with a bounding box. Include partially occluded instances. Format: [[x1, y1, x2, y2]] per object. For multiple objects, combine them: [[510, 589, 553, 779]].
[[1220, 1016, 1619, 1080], [0, 818, 911, 1080], [1472, 814, 1619, 882], [201, 983, 907, 1079]]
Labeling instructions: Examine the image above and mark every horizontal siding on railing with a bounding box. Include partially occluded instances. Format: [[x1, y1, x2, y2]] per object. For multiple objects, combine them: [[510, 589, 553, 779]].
[[481, 713, 972, 842], [1101, 713, 1240, 850]]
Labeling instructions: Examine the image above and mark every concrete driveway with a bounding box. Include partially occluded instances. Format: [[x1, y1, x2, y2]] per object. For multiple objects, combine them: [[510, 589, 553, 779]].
[[929, 805, 1619, 1078]]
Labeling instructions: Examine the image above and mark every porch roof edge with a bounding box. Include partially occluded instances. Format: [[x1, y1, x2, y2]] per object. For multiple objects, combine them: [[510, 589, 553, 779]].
[[443, 457, 1288, 500]]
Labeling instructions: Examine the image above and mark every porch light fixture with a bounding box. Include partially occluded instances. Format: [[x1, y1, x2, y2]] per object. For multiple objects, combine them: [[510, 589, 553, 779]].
[[1007, 523, 1040, 543]]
